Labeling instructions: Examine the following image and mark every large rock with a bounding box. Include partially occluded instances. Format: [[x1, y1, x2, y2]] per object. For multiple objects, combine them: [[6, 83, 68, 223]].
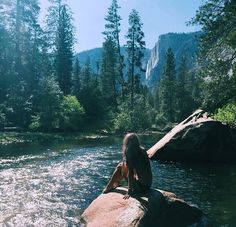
[[147, 110, 236, 163], [80, 187, 207, 227]]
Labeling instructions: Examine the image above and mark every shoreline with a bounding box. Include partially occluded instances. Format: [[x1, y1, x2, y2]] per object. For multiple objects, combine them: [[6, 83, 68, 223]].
[[0, 130, 164, 146]]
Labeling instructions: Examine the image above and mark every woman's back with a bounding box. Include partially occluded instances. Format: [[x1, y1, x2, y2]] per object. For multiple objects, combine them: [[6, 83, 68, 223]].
[[127, 147, 152, 188]]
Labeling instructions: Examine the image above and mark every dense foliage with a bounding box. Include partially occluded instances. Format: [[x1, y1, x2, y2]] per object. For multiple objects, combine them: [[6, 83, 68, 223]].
[[99, 2, 154, 132], [0, 0, 235, 132], [214, 103, 236, 127], [154, 49, 199, 125], [0, 0, 81, 131], [190, 0, 236, 113]]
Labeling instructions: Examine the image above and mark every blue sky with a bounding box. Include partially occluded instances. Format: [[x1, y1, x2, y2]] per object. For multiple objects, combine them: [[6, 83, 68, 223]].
[[39, 0, 203, 52]]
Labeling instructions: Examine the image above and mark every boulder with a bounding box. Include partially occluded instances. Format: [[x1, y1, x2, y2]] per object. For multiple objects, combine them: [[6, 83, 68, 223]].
[[80, 187, 207, 227], [147, 110, 236, 163]]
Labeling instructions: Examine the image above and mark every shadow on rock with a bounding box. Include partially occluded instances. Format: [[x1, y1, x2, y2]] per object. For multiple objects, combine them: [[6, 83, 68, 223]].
[[80, 187, 208, 227]]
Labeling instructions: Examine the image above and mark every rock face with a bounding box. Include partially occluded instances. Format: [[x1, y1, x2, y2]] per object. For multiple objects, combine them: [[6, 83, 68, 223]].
[[76, 32, 200, 89], [147, 110, 236, 163], [145, 32, 200, 89], [80, 187, 206, 227]]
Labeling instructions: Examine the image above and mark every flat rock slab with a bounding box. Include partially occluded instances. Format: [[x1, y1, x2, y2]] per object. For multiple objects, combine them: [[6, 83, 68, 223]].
[[80, 187, 206, 227]]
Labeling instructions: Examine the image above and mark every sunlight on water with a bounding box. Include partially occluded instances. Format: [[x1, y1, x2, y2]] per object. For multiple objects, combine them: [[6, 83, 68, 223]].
[[0, 139, 123, 226], [0, 137, 236, 226]]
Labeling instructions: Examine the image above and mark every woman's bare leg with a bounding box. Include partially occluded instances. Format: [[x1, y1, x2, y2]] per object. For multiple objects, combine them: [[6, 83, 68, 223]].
[[103, 162, 127, 193]]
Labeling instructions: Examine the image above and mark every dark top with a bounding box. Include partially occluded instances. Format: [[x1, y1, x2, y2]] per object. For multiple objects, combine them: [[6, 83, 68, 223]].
[[126, 147, 152, 189]]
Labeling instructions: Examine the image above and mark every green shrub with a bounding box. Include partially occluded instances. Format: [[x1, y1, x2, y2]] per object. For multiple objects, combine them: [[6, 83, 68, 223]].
[[214, 103, 236, 127], [60, 95, 85, 131], [114, 111, 133, 132], [114, 95, 154, 132], [29, 114, 41, 131]]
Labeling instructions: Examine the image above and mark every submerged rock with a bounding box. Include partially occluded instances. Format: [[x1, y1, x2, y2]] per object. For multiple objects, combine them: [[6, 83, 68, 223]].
[[147, 110, 236, 163], [80, 187, 207, 227]]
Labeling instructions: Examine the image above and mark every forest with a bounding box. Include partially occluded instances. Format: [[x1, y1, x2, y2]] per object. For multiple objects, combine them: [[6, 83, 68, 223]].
[[0, 0, 235, 133]]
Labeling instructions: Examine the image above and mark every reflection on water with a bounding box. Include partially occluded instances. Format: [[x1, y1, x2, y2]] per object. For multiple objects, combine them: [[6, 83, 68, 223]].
[[0, 135, 236, 226]]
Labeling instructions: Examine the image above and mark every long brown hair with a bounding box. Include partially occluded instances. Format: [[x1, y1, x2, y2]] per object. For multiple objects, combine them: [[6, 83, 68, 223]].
[[123, 133, 142, 159]]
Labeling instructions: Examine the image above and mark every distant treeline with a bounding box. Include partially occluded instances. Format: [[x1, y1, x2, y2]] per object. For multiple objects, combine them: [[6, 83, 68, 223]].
[[0, 0, 235, 132]]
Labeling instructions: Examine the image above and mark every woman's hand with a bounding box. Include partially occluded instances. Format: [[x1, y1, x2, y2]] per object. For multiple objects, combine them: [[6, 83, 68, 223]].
[[123, 188, 133, 200], [123, 193, 130, 200]]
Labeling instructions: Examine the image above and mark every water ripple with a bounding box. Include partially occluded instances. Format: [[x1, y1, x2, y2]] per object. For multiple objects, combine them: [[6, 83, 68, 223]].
[[0, 139, 236, 226]]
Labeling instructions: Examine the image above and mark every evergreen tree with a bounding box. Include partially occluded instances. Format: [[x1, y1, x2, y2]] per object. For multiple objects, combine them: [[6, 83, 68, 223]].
[[0, 0, 85, 132], [11, 0, 40, 77], [175, 55, 193, 121], [190, 0, 236, 111], [79, 58, 105, 128], [185, 70, 202, 110], [159, 48, 177, 122], [46, 0, 75, 95], [100, 38, 118, 110], [126, 9, 146, 109], [154, 79, 161, 110], [0, 22, 12, 105], [45, 0, 66, 50], [1, 0, 43, 128], [55, 5, 74, 95], [103, 0, 124, 97], [72, 57, 81, 99], [80, 57, 92, 89]]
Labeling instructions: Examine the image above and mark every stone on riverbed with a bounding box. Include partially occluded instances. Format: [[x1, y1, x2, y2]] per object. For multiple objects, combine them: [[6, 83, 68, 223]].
[[147, 110, 236, 163], [80, 187, 207, 227]]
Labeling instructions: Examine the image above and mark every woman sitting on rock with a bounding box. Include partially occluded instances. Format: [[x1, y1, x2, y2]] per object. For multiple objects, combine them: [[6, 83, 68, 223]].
[[103, 133, 152, 199]]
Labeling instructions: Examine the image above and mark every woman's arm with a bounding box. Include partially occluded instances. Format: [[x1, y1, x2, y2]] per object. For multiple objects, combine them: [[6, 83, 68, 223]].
[[123, 164, 134, 199], [123, 147, 136, 199]]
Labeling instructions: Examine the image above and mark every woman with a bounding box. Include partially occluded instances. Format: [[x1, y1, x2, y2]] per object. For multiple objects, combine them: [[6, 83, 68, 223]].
[[103, 133, 152, 199]]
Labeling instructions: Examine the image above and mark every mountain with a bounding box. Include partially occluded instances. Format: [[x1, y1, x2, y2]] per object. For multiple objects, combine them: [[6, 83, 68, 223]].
[[76, 47, 150, 81], [76, 32, 200, 88], [76, 47, 103, 73], [145, 32, 201, 89]]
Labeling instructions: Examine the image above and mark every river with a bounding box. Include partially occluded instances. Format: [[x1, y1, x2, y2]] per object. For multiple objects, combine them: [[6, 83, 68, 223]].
[[0, 134, 236, 226]]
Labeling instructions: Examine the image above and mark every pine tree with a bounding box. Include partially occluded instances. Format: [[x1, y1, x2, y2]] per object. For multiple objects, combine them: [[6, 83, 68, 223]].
[[45, 0, 65, 50], [154, 79, 161, 111], [12, 0, 40, 77], [185, 70, 201, 110], [103, 0, 124, 97], [79, 58, 105, 127], [46, 0, 75, 95], [2, 0, 43, 127], [126, 9, 145, 109], [100, 38, 118, 110], [72, 57, 81, 99], [55, 5, 74, 95], [159, 48, 177, 122], [80, 57, 92, 89], [176, 55, 194, 121], [0, 21, 12, 104]]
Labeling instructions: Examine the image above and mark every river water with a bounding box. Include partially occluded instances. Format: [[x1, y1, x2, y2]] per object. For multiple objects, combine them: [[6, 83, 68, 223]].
[[0, 135, 236, 226]]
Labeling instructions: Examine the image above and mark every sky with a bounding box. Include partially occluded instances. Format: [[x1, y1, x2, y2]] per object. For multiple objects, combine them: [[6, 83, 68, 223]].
[[39, 0, 203, 53]]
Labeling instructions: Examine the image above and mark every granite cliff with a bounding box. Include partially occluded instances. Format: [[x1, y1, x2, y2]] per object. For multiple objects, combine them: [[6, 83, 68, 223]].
[[76, 32, 200, 89], [145, 32, 200, 89]]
